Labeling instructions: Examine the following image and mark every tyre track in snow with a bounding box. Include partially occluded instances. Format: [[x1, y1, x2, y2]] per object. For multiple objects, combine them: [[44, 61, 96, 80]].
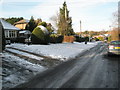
[[5, 47, 62, 68]]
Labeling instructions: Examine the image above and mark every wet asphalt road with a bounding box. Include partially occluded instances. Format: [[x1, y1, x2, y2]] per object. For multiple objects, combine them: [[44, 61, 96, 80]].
[[16, 42, 119, 88]]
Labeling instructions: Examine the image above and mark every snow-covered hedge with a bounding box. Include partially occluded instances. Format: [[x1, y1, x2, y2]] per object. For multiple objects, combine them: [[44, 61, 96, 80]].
[[31, 26, 50, 44]]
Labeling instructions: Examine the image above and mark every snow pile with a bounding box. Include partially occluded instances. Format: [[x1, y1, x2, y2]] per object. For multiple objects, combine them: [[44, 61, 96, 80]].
[[7, 41, 100, 61]]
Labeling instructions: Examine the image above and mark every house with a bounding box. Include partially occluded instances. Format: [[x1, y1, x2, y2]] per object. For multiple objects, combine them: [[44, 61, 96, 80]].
[[14, 19, 29, 30], [14, 19, 42, 30], [0, 18, 21, 42], [14, 19, 32, 43]]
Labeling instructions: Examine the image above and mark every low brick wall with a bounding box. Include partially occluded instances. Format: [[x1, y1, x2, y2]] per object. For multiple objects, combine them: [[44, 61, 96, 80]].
[[63, 36, 75, 43]]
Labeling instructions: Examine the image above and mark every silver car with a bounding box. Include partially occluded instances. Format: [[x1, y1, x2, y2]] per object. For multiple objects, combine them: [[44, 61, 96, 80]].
[[108, 41, 120, 55]]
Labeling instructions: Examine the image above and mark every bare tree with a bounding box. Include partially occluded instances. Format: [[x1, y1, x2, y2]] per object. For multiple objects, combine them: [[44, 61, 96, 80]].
[[50, 12, 59, 30], [112, 11, 118, 28]]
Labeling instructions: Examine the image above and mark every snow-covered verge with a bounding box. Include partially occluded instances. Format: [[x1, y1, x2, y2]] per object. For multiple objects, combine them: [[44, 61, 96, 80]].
[[2, 53, 46, 88], [7, 41, 101, 61]]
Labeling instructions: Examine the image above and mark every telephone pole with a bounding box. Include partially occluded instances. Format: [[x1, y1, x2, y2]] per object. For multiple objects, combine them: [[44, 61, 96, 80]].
[[80, 20, 82, 37]]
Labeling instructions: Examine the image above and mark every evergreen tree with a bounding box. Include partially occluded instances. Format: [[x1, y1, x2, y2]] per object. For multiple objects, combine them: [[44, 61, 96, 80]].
[[57, 1, 74, 36], [26, 16, 36, 32]]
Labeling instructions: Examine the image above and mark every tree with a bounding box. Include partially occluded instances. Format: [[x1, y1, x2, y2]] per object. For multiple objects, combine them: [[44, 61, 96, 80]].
[[57, 1, 74, 36], [3, 17, 23, 25], [50, 13, 59, 29], [25, 16, 36, 32]]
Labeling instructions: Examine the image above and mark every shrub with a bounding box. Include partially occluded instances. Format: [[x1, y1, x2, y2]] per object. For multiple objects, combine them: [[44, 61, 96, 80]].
[[18, 38, 25, 43], [57, 35, 63, 43], [94, 37, 99, 41], [75, 36, 90, 42], [32, 27, 50, 44], [98, 36, 104, 41], [75, 36, 85, 42], [50, 34, 63, 43], [108, 36, 111, 42], [84, 37, 89, 41], [38, 22, 47, 27]]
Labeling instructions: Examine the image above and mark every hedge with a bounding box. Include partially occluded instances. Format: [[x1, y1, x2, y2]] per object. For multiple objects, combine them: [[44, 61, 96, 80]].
[[50, 34, 63, 43], [75, 36, 89, 42], [32, 27, 50, 44]]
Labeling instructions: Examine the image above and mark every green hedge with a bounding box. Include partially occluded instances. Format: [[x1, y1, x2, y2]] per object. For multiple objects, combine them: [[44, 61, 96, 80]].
[[75, 36, 89, 42], [50, 34, 63, 43], [32, 27, 50, 44]]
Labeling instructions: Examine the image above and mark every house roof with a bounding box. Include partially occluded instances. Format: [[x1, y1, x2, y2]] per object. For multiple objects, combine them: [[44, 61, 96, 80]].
[[0, 18, 20, 30], [14, 19, 29, 25]]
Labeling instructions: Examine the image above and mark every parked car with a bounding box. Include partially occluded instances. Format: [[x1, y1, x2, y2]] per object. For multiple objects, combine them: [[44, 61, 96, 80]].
[[108, 40, 120, 55]]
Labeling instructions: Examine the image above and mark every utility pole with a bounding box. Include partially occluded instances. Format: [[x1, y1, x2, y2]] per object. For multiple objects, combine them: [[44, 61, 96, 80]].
[[80, 20, 82, 37], [109, 25, 112, 39]]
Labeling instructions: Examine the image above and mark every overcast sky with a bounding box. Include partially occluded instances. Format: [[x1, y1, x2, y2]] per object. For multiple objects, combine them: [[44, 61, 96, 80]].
[[0, 0, 118, 32]]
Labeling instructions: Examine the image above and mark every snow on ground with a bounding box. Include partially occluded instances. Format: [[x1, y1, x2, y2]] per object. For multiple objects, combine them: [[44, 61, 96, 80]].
[[2, 41, 101, 88], [7, 41, 101, 61], [2, 52, 46, 88]]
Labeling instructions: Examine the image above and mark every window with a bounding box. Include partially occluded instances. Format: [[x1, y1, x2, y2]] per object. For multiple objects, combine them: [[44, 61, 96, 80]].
[[5, 31, 9, 38]]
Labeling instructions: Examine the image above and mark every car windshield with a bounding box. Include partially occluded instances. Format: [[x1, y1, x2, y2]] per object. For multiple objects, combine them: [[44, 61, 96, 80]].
[[110, 41, 120, 45]]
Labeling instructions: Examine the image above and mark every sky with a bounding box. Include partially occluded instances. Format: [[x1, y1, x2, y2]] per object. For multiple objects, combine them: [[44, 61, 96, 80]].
[[0, 0, 119, 32]]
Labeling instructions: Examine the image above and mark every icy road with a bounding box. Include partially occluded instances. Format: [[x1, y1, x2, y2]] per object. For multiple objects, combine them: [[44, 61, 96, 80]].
[[16, 42, 119, 88]]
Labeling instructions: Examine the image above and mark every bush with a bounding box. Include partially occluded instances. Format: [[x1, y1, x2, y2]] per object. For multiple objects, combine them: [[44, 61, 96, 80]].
[[38, 22, 47, 27], [75, 36, 90, 42], [57, 35, 63, 43], [75, 36, 85, 42], [18, 38, 25, 43], [94, 37, 99, 41], [50, 34, 63, 43], [32, 27, 50, 44], [84, 37, 89, 41], [108, 36, 111, 42]]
